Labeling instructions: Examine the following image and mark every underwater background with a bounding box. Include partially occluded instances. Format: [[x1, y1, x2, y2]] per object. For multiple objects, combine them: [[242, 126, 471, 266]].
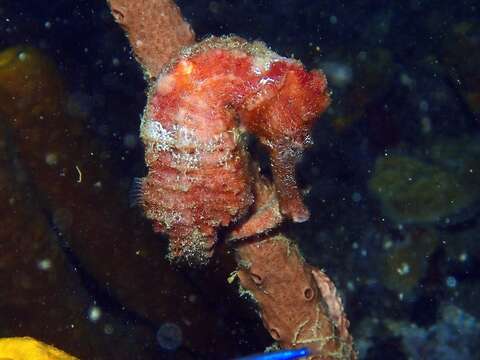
[[0, 0, 479, 359]]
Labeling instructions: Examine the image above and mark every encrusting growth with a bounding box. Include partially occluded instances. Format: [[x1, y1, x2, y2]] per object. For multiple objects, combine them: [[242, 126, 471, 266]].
[[237, 236, 354, 359]]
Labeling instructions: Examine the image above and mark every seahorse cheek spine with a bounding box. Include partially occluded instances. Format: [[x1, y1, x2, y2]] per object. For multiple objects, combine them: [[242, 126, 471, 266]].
[[139, 37, 330, 264]]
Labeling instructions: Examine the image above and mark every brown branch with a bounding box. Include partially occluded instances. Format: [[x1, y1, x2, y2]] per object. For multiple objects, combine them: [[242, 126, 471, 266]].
[[107, 0, 195, 78], [236, 236, 355, 359]]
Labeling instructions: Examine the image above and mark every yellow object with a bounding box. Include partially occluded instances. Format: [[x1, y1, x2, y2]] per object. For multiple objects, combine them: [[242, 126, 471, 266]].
[[0, 337, 78, 360], [0, 46, 64, 121]]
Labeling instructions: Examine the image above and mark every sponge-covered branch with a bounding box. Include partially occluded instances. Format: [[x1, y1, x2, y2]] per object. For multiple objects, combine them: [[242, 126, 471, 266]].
[[107, 0, 195, 77], [236, 235, 355, 359]]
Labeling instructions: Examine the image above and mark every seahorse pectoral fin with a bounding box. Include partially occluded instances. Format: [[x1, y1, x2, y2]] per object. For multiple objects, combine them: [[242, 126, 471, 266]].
[[128, 176, 145, 208]]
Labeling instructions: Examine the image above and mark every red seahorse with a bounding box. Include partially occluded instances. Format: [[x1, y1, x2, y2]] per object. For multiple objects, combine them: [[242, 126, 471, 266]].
[[138, 36, 330, 264]]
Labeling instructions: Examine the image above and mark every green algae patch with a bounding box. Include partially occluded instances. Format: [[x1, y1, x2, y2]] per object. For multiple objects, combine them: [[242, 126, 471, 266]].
[[369, 137, 480, 225]]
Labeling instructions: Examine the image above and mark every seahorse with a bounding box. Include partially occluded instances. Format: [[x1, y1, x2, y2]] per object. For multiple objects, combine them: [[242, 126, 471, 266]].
[[137, 36, 330, 265]]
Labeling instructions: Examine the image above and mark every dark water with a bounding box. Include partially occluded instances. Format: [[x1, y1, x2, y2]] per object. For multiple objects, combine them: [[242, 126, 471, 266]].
[[0, 0, 479, 359]]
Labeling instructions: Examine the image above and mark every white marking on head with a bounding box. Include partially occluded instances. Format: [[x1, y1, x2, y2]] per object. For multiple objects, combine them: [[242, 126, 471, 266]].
[[156, 74, 176, 96]]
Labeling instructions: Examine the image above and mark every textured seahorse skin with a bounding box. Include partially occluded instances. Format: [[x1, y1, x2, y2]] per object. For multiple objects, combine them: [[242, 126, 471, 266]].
[[140, 36, 330, 264]]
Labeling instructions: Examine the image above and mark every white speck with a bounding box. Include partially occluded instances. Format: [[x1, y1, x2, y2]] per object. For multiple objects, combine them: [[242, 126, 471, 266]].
[[258, 77, 275, 86], [37, 258, 52, 271], [88, 306, 102, 322], [459, 252, 468, 262], [18, 51, 27, 61], [383, 239, 393, 250], [104, 324, 114, 335], [396, 262, 410, 275], [400, 73, 414, 87], [319, 61, 353, 88], [329, 15, 338, 24], [445, 276, 457, 288], [112, 57, 120, 66], [45, 153, 58, 166], [44, 21, 51, 29]]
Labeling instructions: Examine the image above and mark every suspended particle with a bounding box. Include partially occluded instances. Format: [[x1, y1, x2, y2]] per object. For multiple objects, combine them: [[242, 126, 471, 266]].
[[17, 51, 27, 61], [351, 192, 362, 203], [45, 152, 58, 166], [104, 324, 114, 335], [156, 322, 182, 351], [88, 306, 102, 322], [37, 258, 52, 271], [446, 276, 457, 288]]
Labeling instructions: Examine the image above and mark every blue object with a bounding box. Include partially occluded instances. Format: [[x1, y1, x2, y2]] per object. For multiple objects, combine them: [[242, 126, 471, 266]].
[[234, 347, 312, 360]]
